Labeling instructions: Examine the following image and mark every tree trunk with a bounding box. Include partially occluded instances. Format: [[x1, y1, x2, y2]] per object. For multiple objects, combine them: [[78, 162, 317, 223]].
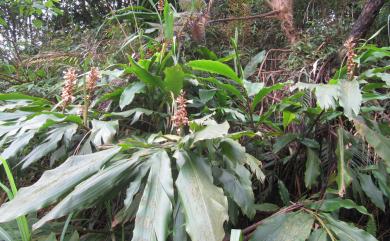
[[347, 0, 385, 43]]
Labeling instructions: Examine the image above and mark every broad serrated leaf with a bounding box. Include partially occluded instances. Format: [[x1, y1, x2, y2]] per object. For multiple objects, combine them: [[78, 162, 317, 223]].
[[175, 151, 228, 241], [132, 151, 174, 241], [250, 211, 314, 241], [305, 148, 321, 189], [0, 147, 121, 223], [338, 80, 362, 119]]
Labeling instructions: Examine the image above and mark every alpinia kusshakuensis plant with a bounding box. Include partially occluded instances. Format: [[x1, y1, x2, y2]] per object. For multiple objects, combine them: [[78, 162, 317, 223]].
[[0, 37, 389, 241]]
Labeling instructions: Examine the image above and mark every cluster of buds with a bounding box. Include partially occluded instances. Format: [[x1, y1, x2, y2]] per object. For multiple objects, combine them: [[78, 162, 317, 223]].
[[157, 0, 164, 13], [61, 68, 77, 109], [86, 67, 100, 101], [345, 38, 357, 80], [171, 91, 189, 135]]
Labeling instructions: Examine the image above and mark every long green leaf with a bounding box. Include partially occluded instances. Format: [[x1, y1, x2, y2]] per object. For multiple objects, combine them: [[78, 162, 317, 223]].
[[321, 213, 378, 241], [175, 151, 228, 241], [354, 119, 390, 164], [33, 157, 139, 230], [188, 60, 242, 84], [304, 148, 321, 189], [132, 151, 174, 241], [250, 211, 314, 241], [0, 147, 121, 223]]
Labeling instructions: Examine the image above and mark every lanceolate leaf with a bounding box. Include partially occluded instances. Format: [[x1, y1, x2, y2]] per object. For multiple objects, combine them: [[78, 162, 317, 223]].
[[0, 147, 121, 223], [132, 151, 174, 241], [33, 157, 140, 230], [0, 131, 36, 160], [192, 121, 229, 143], [336, 128, 351, 197], [188, 60, 242, 84], [20, 123, 78, 169], [251, 83, 285, 112], [119, 82, 145, 110], [304, 148, 321, 189], [250, 211, 314, 241], [216, 165, 255, 218], [244, 50, 266, 79], [358, 173, 385, 211], [90, 120, 118, 146], [243, 154, 265, 183], [308, 229, 328, 241], [321, 213, 378, 241], [354, 119, 390, 163], [175, 151, 228, 241]]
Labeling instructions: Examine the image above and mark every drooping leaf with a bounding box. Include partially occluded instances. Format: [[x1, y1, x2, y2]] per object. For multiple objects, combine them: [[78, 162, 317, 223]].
[[188, 60, 242, 84], [243, 80, 264, 97], [216, 165, 255, 218], [244, 50, 266, 79], [192, 121, 230, 143], [175, 151, 228, 241], [20, 123, 78, 169], [220, 138, 246, 163], [308, 229, 328, 241], [358, 173, 385, 211], [251, 83, 285, 111], [273, 133, 298, 153], [0, 131, 36, 160], [315, 84, 339, 110], [128, 58, 163, 87], [164, 65, 184, 96], [321, 213, 378, 241], [277, 180, 290, 206], [282, 111, 296, 129], [354, 119, 390, 163], [243, 154, 265, 183], [0, 147, 121, 223], [90, 120, 118, 146], [336, 128, 351, 197], [119, 82, 145, 110], [33, 157, 139, 230], [304, 148, 321, 189], [173, 200, 188, 241], [250, 211, 314, 241], [132, 151, 174, 241], [338, 80, 362, 119]]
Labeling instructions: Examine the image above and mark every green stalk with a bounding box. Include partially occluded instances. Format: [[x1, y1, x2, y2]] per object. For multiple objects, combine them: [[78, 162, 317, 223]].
[[0, 157, 31, 241], [60, 212, 73, 241]]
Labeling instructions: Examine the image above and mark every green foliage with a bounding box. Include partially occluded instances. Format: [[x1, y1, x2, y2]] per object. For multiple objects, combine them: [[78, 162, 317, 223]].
[[0, 2, 389, 241]]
